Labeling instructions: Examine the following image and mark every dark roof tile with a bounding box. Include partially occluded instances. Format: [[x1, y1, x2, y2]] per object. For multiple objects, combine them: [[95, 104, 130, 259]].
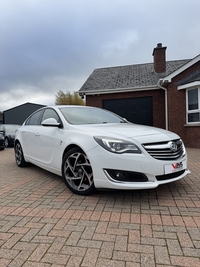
[[80, 59, 190, 92]]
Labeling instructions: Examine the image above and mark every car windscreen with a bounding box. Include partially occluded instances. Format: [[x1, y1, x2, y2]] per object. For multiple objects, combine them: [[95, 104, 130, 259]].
[[59, 107, 125, 125]]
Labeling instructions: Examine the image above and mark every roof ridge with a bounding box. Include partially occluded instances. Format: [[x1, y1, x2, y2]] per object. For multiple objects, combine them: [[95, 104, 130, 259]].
[[94, 59, 191, 71]]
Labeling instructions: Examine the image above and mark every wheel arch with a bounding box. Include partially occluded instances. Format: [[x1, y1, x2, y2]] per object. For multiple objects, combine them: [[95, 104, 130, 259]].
[[62, 144, 84, 161], [14, 139, 21, 148]]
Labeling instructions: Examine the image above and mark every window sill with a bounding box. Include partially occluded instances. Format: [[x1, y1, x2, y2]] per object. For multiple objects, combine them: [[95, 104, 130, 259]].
[[184, 123, 200, 127]]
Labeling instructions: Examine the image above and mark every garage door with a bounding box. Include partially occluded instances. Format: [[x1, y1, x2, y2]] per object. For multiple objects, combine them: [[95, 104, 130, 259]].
[[102, 97, 153, 126]]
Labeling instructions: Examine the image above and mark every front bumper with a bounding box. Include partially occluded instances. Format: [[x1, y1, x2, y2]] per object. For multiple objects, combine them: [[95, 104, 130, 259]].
[[87, 146, 190, 190]]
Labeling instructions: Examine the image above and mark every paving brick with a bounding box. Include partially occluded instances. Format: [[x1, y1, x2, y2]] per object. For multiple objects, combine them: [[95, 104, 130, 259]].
[[0, 148, 200, 266], [155, 245, 170, 265], [95, 221, 108, 234], [81, 248, 99, 266], [141, 224, 152, 237], [177, 232, 194, 248], [120, 213, 131, 223], [113, 250, 140, 262], [79, 210, 92, 220], [65, 256, 83, 267], [140, 253, 156, 267], [61, 245, 86, 256], [141, 214, 151, 224], [171, 215, 185, 226], [167, 239, 183, 256], [90, 211, 102, 221], [153, 231, 176, 239], [141, 237, 166, 246], [151, 214, 162, 225], [114, 235, 128, 251], [81, 226, 95, 239], [183, 247, 200, 257], [130, 213, 140, 224], [110, 212, 121, 222], [64, 231, 82, 246], [77, 239, 102, 249], [95, 258, 125, 267], [41, 252, 69, 265], [106, 228, 128, 236], [128, 229, 141, 243], [128, 243, 154, 254], [99, 241, 114, 259], [171, 255, 200, 267], [182, 216, 197, 227], [100, 211, 111, 221], [93, 233, 116, 242]]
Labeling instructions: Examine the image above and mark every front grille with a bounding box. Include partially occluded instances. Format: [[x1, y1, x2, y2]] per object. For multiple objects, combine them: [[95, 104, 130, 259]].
[[143, 139, 185, 161]]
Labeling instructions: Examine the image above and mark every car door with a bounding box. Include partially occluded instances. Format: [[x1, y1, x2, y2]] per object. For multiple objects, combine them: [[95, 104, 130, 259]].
[[21, 109, 44, 158], [32, 108, 63, 169]]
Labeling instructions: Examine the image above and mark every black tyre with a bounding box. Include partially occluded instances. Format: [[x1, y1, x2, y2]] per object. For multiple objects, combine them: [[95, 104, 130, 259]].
[[14, 142, 27, 167], [62, 147, 96, 195]]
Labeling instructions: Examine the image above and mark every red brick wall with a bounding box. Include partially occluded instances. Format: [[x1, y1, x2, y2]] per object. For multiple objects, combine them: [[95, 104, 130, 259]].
[[86, 89, 166, 129], [168, 61, 200, 148]]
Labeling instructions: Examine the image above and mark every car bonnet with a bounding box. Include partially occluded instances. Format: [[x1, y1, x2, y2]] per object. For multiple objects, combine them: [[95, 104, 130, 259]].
[[75, 123, 180, 144]]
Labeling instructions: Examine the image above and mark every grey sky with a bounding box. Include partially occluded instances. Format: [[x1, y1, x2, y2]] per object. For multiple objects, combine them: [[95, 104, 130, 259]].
[[1, 0, 200, 111]]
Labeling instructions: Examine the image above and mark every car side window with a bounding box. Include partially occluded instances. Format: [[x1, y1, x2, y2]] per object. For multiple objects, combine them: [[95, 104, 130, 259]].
[[25, 110, 44, 125], [41, 108, 61, 124]]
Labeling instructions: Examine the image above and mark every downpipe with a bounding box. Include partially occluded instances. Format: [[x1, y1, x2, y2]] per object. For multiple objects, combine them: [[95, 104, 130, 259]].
[[157, 79, 168, 130]]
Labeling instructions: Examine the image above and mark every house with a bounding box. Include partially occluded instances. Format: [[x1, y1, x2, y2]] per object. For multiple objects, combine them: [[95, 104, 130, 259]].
[[3, 102, 45, 125], [79, 43, 200, 148]]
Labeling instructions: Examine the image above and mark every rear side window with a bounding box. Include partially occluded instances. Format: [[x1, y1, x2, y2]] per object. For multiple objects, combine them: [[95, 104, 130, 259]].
[[25, 110, 44, 125]]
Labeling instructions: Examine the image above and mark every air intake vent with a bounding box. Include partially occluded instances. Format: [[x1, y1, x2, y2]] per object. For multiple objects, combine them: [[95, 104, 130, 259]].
[[143, 139, 185, 161]]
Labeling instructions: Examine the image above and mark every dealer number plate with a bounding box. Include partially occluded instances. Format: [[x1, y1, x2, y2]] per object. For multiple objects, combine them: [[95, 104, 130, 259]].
[[164, 160, 186, 174]]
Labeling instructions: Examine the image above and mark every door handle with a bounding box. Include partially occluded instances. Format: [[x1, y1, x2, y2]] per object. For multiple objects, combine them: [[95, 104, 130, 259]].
[[35, 133, 40, 137]]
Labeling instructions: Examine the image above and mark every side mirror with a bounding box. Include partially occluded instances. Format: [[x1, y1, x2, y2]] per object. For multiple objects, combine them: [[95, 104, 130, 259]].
[[41, 118, 62, 128]]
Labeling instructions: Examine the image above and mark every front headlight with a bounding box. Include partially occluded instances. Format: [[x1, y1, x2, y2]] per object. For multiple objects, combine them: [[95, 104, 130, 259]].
[[94, 136, 142, 154]]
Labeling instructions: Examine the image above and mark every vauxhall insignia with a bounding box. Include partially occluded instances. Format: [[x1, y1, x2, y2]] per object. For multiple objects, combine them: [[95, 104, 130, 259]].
[[169, 141, 177, 152]]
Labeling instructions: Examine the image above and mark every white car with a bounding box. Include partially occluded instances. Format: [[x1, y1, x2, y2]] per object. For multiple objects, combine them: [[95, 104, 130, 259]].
[[14, 105, 190, 195]]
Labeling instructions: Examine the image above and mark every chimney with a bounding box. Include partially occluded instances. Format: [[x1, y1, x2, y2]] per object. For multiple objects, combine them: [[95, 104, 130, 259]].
[[152, 43, 167, 73]]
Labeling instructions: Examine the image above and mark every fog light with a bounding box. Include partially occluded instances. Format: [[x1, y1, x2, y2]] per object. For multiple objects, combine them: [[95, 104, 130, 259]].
[[116, 172, 126, 180], [104, 169, 148, 182]]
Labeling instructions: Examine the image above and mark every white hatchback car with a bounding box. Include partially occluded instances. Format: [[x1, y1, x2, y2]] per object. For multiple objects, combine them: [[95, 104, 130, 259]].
[[14, 105, 189, 195]]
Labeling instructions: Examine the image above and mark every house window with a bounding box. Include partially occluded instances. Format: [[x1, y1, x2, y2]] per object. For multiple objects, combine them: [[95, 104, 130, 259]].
[[187, 88, 200, 123]]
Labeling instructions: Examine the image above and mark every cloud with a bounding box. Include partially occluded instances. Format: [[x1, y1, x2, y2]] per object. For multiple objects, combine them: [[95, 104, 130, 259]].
[[0, 0, 200, 111]]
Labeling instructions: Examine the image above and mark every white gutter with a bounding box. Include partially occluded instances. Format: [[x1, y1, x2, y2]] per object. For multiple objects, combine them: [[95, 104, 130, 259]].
[[157, 79, 168, 130], [78, 85, 158, 96], [178, 81, 200, 90]]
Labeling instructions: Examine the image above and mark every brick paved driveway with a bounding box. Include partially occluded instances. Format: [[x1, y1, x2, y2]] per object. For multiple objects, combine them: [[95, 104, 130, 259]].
[[0, 148, 200, 267]]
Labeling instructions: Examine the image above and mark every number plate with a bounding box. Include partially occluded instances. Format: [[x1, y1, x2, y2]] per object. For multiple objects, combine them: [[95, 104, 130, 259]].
[[164, 160, 186, 174]]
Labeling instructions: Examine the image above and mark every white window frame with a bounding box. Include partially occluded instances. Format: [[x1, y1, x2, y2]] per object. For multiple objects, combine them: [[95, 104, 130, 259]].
[[186, 87, 200, 124], [178, 81, 200, 125]]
